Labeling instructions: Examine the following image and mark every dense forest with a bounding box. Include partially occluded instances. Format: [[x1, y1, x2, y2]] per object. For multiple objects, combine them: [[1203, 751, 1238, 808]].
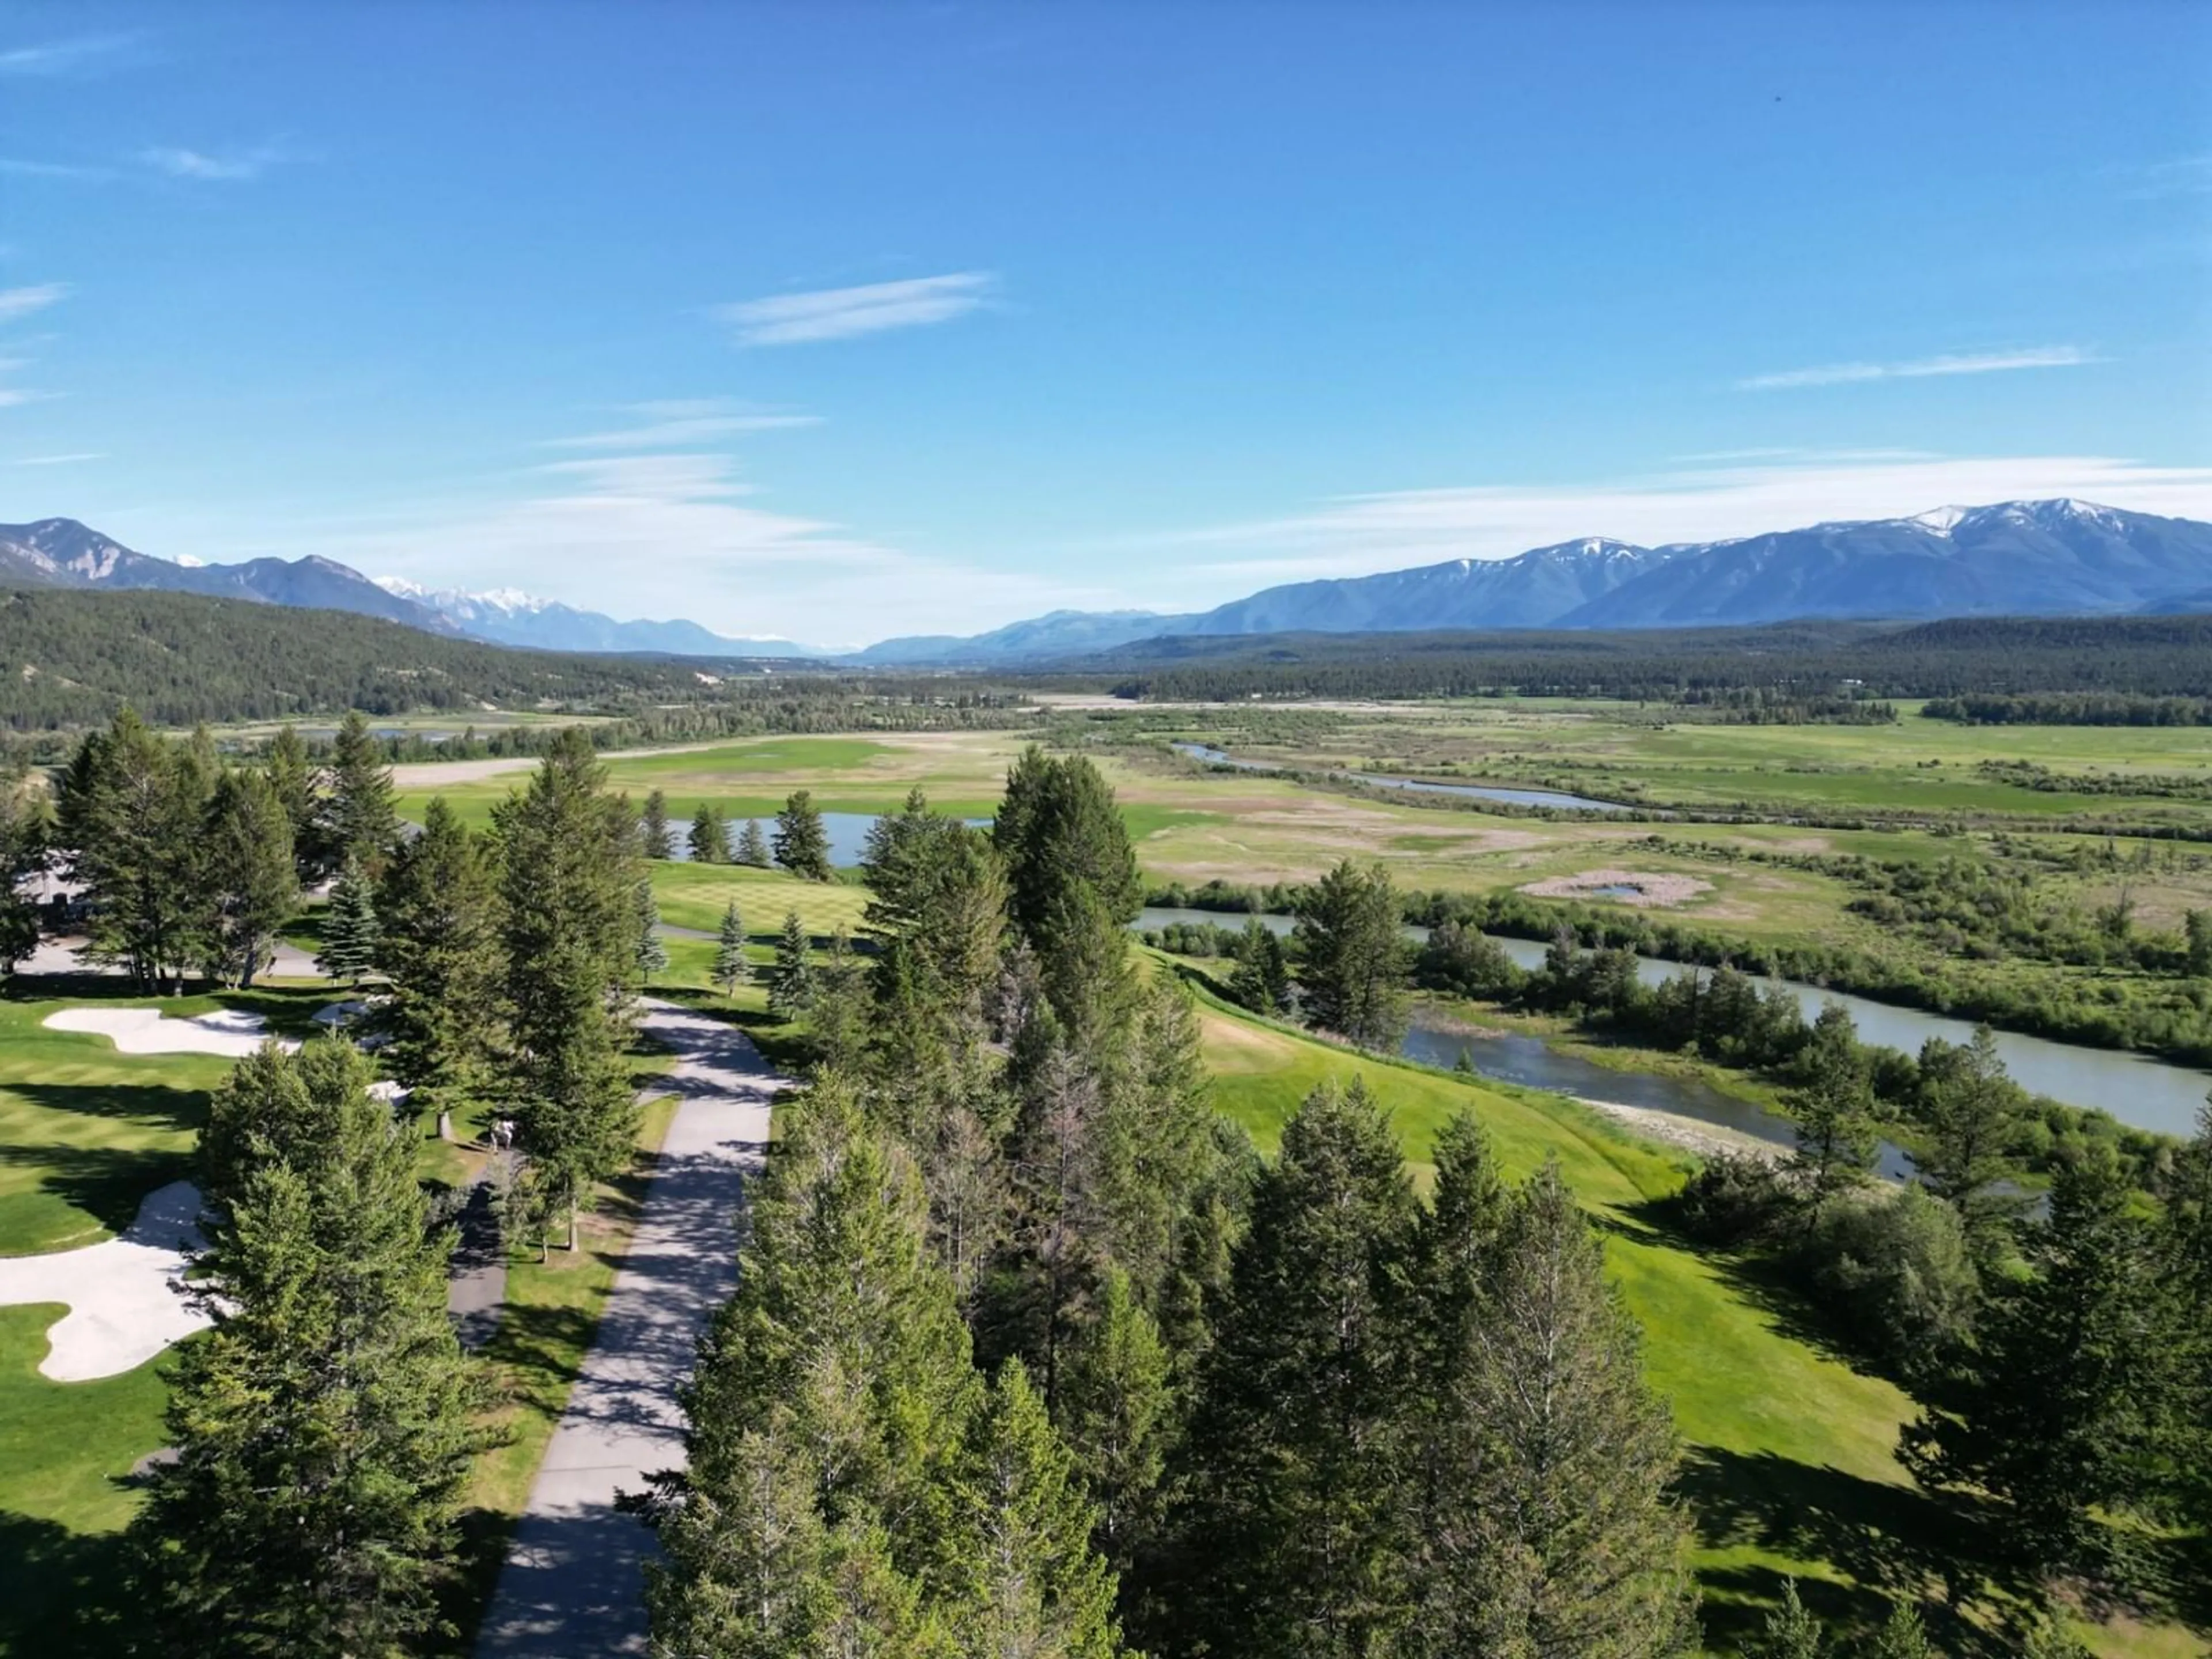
[[1094, 614, 2212, 703], [0, 586, 1030, 739]]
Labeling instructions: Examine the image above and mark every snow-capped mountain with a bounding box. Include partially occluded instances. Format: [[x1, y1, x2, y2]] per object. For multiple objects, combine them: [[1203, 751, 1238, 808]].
[[850, 501, 2212, 662], [375, 578, 823, 658]]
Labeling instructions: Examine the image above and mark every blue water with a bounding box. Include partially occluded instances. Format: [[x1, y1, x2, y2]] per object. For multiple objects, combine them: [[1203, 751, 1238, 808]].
[[664, 813, 990, 869], [1171, 741, 1630, 813]]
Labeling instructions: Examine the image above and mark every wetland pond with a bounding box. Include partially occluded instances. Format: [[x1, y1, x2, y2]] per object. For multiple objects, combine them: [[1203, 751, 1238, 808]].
[[1133, 907, 2212, 1142], [665, 812, 990, 868], [1171, 741, 1633, 813]]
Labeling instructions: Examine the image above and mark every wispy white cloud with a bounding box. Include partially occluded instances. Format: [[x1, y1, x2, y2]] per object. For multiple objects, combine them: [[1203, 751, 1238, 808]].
[[0, 390, 59, 409], [543, 399, 822, 450], [282, 448, 1102, 642], [2122, 154, 2212, 200], [0, 35, 135, 76], [0, 283, 68, 323], [141, 145, 286, 182], [1738, 346, 2093, 391], [0, 157, 112, 181], [716, 272, 995, 346], [1132, 453, 2212, 597], [6, 452, 101, 465]]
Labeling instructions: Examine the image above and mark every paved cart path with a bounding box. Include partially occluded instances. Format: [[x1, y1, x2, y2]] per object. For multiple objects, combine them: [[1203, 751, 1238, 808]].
[[474, 1000, 783, 1658]]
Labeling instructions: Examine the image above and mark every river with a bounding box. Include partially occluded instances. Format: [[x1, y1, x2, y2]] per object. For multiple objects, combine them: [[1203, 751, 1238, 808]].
[[1171, 742, 1631, 813], [665, 813, 990, 868], [1133, 907, 2212, 1139]]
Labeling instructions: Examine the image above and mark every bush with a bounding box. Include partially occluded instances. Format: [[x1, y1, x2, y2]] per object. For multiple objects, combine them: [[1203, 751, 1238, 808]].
[[1675, 1154, 1794, 1246], [1795, 1184, 1978, 1370]]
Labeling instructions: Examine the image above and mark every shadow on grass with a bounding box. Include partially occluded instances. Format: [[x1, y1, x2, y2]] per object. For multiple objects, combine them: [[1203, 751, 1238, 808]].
[[0, 1141, 196, 1243], [0, 1509, 137, 1659]]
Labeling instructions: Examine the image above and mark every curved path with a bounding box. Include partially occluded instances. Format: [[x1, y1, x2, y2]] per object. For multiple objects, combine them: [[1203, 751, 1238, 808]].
[[474, 1000, 784, 1658]]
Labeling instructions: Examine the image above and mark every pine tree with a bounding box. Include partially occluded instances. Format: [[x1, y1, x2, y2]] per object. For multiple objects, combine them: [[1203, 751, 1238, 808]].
[[1915, 1027, 2027, 1253], [1057, 1264, 1172, 1573], [202, 769, 296, 988], [56, 707, 207, 990], [713, 900, 751, 994], [993, 749, 1142, 1041], [135, 1039, 487, 1654], [323, 710, 399, 874], [1743, 1580, 1823, 1659], [494, 728, 642, 1250], [767, 910, 815, 1020], [0, 778, 44, 979], [650, 1077, 977, 1656], [316, 854, 382, 984], [2159, 1103, 2212, 1531], [1165, 1077, 1419, 1658], [1902, 1142, 2165, 1570], [640, 787, 673, 859], [2020, 1610, 2093, 1658], [1294, 859, 1410, 1051], [372, 797, 503, 1122], [1228, 918, 1293, 1016], [1410, 1160, 1699, 1659], [774, 789, 833, 881], [736, 816, 772, 868], [688, 800, 728, 863], [634, 878, 668, 986], [1787, 1002, 1877, 1224], [1869, 1599, 1932, 1659], [263, 722, 322, 881], [938, 1359, 1127, 1659]]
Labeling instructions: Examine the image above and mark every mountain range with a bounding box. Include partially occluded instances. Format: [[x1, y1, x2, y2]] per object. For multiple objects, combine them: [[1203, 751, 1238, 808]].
[[851, 499, 2212, 661], [6, 499, 2210, 665], [0, 518, 819, 658]]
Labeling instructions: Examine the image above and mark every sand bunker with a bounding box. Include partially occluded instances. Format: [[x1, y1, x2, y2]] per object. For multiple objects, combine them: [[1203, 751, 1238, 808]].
[[1517, 869, 1713, 908], [0, 1181, 209, 1380], [43, 1006, 299, 1058]]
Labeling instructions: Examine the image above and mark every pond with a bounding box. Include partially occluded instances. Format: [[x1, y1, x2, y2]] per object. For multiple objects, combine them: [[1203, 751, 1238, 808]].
[[665, 813, 990, 869], [1171, 741, 1632, 813], [1132, 908, 2212, 1138]]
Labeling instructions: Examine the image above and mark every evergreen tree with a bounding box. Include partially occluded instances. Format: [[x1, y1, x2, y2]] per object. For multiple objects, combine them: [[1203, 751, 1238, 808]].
[[201, 769, 296, 988], [993, 748, 1143, 1039], [494, 728, 642, 1249], [1057, 1265, 1172, 1574], [1902, 1143, 2165, 1570], [263, 722, 322, 881], [315, 855, 382, 984], [1743, 1580, 1823, 1659], [0, 778, 44, 979], [1092, 978, 1220, 1305], [650, 1077, 978, 1656], [687, 800, 728, 863], [323, 710, 399, 874], [1228, 918, 1293, 1016], [1410, 1160, 1699, 1659], [1414, 917, 1522, 1001], [2186, 910, 2212, 978], [938, 1359, 1127, 1659], [767, 910, 815, 1020], [735, 816, 772, 868], [1414, 1109, 1508, 1353], [1915, 1027, 2027, 1253], [774, 789, 834, 881], [1787, 1002, 1878, 1224], [372, 797, 503, 1120], [135, 1040, 486, 1654], [56, 707, 206, 991], [1294, 860, 1410, 1051], [634, 878, 669, 986], [640, 787, 673, 859], [2020, 1613, 2094, 1658], [1869, 1599, 1932, 1659], [2158, 1104, 2212, 1531], [1165, 1077, 1418, 1658], [713, 900, 751, 994]]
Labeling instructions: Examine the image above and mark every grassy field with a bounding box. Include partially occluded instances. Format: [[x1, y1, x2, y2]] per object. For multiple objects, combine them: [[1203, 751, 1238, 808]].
[[1190, 983, 2199, 1657]]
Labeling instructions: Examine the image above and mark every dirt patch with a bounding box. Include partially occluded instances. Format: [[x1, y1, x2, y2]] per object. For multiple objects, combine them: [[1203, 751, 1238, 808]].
[[1517, 869, 1714, 908]]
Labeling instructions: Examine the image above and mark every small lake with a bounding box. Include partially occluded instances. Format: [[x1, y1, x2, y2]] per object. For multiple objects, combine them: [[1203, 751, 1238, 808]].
[[1132, 907, 2212, 1138], [664, 813, 990, 869], [1171, 741, 1631, 813]]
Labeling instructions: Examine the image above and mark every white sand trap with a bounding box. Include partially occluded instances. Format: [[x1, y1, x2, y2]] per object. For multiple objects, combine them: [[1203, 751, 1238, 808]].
[[0, 1180, 209, 1380], [43, 1006, 300, 1058]]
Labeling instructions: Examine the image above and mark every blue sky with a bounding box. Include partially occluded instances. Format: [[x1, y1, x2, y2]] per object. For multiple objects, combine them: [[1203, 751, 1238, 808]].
[[2, 2, 2208, 645]]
